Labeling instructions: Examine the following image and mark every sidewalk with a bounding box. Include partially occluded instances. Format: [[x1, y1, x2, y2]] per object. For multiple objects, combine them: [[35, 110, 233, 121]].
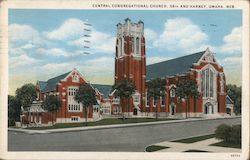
[[8, 116, 241, 134], [151, 138, 241, 152]]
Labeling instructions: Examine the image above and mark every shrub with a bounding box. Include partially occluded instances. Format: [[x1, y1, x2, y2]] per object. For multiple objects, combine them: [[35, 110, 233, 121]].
[[215, 124, 231, 142], [215, 124, 241, 144], [229, 125, 241, 144], [8, 118, 15, 127]]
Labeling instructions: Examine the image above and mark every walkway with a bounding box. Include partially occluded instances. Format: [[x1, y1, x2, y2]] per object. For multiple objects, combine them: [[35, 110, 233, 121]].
[[153, 138, 240, 152]]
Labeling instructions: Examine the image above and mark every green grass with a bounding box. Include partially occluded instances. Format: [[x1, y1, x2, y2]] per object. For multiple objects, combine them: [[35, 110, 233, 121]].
[[184, 149, 209, 152], [27, 118, 177, 130], [172, 134, 216, 143], [145, 145, 169, 152], [210, 141, 241, 149]]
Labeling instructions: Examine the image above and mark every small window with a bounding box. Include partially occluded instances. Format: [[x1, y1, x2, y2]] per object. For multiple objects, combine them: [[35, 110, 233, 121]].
[[153, 96, 158, 107], [161, 95, 166, 106], [146, 94, 150, 107], [72, 75, 79, 82], [133, 94, 140, 103], [170, 88, 175, 98]]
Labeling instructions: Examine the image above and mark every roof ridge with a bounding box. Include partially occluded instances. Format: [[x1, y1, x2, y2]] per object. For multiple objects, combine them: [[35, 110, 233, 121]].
[[47, 71, 71, 82], [147, 50, 206, 67]]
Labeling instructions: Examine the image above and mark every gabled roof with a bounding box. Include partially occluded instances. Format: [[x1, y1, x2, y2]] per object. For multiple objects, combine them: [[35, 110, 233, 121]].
[[92, 84, 113, 98], [41, 71, 71, 93], [226, 95, 234, 104], [38, 81, 47, 91], [146, 51, 206, 80]]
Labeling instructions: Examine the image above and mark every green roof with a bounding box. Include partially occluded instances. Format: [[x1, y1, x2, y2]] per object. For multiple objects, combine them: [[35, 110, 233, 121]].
[[146, 51, 205, 80], [92, 84, 112, 98], [226, 95, 234, 104], [41, 71, 71, 93], [38, 81, 47, 91]]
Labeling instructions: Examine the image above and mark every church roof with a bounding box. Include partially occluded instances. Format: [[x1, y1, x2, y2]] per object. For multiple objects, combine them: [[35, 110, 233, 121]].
[[41, 71, 71, 93], [146, 51, 206, 80], [38, 81, 48, 91], [226, 95, 234, 104], [92, 84, 113, 98]]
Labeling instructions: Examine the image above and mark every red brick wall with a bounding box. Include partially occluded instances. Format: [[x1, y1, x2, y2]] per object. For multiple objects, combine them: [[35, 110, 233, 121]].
[[115, 36, 146, 113]]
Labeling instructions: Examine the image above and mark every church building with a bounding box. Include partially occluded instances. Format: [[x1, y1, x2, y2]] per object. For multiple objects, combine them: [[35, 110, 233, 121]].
[[114, 18, 228, 118], [21, 18, 232, 127]]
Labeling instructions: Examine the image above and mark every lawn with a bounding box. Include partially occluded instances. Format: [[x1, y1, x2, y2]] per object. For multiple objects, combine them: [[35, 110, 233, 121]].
[[210, 141, 241, 149], [172, 134, 216, 143], [145, 145, 169, 152], [27, 118, 177, 130]]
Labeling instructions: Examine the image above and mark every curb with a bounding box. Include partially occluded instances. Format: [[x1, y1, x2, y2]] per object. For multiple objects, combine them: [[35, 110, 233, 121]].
[[8, 116, 241, 134]]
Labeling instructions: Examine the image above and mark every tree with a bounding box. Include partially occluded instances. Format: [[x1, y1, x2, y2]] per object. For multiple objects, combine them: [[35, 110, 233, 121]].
[[112, 79, 136, 119], [226, 84, 241, 115], [215, 124, 231, 142], [8, 95, 21, 126], [176, 79, 200, 119], [75, 84, 97, 126], [15, 83, 36, 124], [147, 78, 166, 119], [42, 95, 61, 125]]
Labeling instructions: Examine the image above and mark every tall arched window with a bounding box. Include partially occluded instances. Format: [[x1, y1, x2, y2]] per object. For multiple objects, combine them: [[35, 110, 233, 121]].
[[136, 37, 140, 54], [202, 68, 214, 97], [119, 38, 122, 56], [131, 37, 134, 53]]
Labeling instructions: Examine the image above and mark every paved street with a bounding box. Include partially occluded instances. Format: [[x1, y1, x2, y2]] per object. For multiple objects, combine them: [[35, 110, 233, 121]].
[[8, 117, 241, 152]]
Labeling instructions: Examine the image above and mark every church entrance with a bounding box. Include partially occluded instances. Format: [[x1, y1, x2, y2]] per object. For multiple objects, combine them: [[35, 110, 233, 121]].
[[170, 104, 176, 115], [133, 108, 138, 115], [204, 102, 214, 114]]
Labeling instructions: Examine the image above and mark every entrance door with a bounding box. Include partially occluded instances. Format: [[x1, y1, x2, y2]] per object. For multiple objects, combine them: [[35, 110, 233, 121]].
[[170, 104, 176, 115], [205, 105, 209, 114], [133, 108, 137, 115], [204, 102, 213, 114]]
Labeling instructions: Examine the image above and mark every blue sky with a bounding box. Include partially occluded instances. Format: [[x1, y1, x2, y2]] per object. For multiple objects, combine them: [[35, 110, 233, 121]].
[[8, 9, 242, 95]]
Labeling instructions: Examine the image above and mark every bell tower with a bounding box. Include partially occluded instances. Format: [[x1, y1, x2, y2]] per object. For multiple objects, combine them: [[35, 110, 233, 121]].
[[114, 18, 146, 114]]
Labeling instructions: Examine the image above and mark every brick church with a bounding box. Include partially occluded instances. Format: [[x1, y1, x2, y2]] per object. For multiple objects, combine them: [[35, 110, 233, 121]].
[[21, 18, 233, 126]]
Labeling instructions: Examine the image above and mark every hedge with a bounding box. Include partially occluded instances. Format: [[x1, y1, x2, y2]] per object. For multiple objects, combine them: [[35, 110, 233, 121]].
[[215, 124, 241, 144]]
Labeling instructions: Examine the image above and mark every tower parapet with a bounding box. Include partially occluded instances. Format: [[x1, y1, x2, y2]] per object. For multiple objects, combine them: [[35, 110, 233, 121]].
[[116, 18, 144, 39]]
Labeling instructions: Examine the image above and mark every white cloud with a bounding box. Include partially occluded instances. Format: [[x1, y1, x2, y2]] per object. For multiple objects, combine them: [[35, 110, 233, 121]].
[[69, 29, 116, 54], [36, 47, 84, 57], [82, 57, 114, 73], [9, 54, 39, 68], [154, 17, 208, 53], [220, 27, 242, 54], [9, 24, 40, 43], [221, 57, 242, 67], [144, 28, 158, 48], [146, 56, 171, 65], [46, 18, 85, 41], [20, 43, 35, 50], [42, 62, 73, 71], [9, 47, 27, 56]]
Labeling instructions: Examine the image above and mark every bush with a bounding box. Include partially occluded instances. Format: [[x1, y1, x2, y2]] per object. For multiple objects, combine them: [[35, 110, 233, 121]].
[[215, 124, 241, 144], [8, 118, 16, 127], [215, 124, 231, 142], [230, 125, 241, 144]]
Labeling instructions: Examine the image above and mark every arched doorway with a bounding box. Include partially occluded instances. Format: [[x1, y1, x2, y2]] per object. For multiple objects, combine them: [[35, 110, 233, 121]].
[[169, 103, 176, 115], [204, 102, 214, 114], [133, 108, 138, 115]]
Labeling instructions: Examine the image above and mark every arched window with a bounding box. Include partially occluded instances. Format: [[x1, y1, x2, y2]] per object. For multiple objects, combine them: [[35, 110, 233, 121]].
[[131, 37, 134, 53], [118, 38, 122, 56], [170, 88, 175, 98], [136, 37, 140, 54], [202, 68, 214, 97]]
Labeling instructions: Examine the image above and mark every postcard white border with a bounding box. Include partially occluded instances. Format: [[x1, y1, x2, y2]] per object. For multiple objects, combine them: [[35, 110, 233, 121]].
[[0, 0, 249, 160]]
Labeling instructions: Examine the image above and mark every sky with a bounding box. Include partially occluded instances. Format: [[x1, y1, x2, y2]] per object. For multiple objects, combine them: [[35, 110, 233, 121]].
[[8, 9, 242, 95]]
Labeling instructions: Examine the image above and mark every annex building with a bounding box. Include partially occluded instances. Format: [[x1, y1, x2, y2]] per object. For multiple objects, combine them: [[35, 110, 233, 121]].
[[21, 18, 234, 126]]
